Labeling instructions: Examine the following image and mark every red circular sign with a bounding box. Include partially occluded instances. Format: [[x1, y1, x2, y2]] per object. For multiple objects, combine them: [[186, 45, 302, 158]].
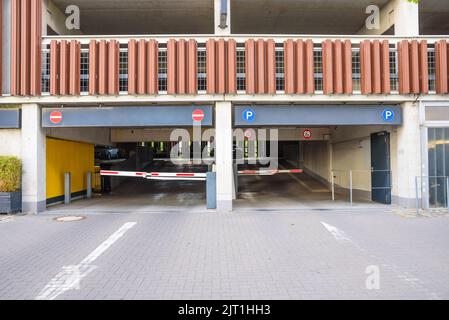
[[192, 109, 205, 123], [303, 129, 312, 140], [244, 130, 254, 140], [50, 111, 63, 124]]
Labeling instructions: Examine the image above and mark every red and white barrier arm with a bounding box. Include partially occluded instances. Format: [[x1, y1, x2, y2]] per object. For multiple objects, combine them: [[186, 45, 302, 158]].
[[100, 170, 207, 181], [238, 169, 303, 176], [146, 172, 207, 181], [100, 170, 147, 177]]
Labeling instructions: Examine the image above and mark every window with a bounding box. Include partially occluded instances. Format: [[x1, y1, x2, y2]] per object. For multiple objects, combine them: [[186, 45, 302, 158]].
[[389, 49, 399, 92], [197, 48, 207, 92], [428, 48, 436, 92], [313, 48, 323, 92], [352, 49, 361, 92], [80, 50, 89, 93], [428, 128, 449, 209], [119, 49, 128, 93], [275, 49, 285, 92], [158, 50, 167, 92], [236, 48, 246, 92], [41, 49, 50, 94]]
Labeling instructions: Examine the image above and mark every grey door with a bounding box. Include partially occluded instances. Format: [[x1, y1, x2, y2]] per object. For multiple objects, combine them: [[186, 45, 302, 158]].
[[371, 132, 392, 204]]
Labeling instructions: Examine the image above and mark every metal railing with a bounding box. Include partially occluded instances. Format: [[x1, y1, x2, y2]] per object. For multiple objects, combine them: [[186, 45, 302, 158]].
[[331, 169, 392, 206]]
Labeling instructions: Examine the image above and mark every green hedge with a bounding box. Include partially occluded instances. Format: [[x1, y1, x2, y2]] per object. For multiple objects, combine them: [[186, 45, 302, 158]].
[[0, 156, 22, 192]]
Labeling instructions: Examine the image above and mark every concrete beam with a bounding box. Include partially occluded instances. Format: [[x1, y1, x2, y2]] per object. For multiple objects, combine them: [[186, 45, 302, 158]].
[[46, 127, 112, 146], [215, 0, 231, 35], [44, 0, 83, 36], [21, 104, 46, 213], [358, 0, 419, 36]]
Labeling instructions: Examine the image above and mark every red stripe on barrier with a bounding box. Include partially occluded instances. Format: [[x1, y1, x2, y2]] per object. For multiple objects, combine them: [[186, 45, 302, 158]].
[[151, 173, 160, 176], [101, 171, 119, 175], [176, 173, 196, 177], [135, 172, 146, 176], [290, 169, 303, 173]]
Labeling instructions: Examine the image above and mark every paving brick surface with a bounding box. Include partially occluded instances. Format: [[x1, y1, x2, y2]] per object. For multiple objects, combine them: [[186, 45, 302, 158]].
[[0, 209, 448, 300]]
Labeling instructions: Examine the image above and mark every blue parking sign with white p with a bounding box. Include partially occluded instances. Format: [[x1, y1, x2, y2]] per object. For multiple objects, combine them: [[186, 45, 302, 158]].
[[382, 109, 395, 122], [243, 108, 255, 123]]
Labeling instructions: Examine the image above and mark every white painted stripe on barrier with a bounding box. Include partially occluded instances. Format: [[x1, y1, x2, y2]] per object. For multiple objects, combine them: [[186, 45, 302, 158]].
[[238, 169, 303, 176], [36, 222, 137, 300]]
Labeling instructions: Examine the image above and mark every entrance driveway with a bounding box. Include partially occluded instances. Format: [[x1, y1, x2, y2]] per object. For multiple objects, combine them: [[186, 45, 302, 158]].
[[0, 209, 448, 300]]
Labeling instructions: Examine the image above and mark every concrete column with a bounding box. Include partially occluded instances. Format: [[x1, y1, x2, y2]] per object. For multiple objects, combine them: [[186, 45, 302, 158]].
[[214, 0, 231, 35], [21, 104, 46, 213], [215, 102, 233, 211], [392, 102, 421, 207], [394, 0, 419, 36]]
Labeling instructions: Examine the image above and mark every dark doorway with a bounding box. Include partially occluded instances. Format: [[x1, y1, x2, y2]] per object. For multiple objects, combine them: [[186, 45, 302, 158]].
[[371, 132, 392, 204]]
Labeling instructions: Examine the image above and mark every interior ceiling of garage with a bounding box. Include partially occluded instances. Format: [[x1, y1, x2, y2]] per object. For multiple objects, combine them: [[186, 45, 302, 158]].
[[51, 0, 448, 35]]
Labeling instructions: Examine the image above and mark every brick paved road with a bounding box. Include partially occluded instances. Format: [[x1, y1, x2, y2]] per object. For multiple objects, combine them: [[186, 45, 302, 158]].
[[0, 209, 448, 300]]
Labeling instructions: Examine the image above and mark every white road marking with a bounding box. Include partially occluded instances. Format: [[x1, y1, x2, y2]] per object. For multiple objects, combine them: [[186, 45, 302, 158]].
[[320, 221, 352, 243], [36, 222, 137, 300]]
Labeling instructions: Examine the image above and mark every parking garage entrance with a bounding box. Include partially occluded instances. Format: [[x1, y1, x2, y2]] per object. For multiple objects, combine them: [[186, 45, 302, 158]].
[[42, 105, 214, 213], [233, 105, 402, 210]]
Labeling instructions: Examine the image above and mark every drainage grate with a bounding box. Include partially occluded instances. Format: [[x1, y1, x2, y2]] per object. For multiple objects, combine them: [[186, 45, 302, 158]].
[[54, 216, 86, 223]]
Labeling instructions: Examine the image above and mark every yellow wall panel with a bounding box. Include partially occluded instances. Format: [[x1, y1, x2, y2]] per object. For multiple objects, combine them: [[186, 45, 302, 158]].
[[46, 138, 95, 200]]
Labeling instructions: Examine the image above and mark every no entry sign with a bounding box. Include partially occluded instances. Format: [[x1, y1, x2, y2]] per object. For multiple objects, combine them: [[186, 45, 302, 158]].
[[192, 109, 205, 123], [49, 111, 63, 124]]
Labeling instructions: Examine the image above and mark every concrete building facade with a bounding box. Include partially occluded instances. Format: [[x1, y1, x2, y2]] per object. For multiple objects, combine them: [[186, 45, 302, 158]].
[[0, 0, 448, 213]]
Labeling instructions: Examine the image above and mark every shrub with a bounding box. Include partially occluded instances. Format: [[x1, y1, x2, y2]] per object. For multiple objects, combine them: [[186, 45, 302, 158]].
[[0, 156, 22, 192]]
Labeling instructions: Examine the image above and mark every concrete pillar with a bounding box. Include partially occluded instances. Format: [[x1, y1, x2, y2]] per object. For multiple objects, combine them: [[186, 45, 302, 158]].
[[392, 102, 421, 207], [214, 0, 231, 35], [394, 0, 419, 36], [215, 102, 233, 211], [21, 104, 46, 213]]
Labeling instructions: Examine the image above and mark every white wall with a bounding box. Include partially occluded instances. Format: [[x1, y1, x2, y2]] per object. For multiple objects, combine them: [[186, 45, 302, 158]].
[[302, 141, 330, 182], [0, 129, 22, 157]]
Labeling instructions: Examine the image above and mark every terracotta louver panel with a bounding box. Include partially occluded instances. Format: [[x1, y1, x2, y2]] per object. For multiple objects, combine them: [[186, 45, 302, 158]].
[[332, 40, 343, 94], [371, 40, 382, 94], [177, 39, 187, 94], [137, 39, 147, 95], [69, 40, 81, 95], [398, 40, 411, 94], [409, 40, 420, 94], [50, 40, 60, 95], [295, 40, 305, 94], [59, 40, 70, 96], [30, 0, 42, 96], [206, 39, 216, 94], [322, 40, 333, 94], [227, 39, 237, 94], [380, 40, 390, 94], [266, 40, 276, 94], [305, 40, 315, 94], [283, 40, 295, 94], [245, 39, 256, 94], [187, 39, 198, 94], [127, 39, 137, 95], [108, 40, 120, 95], [342, 40, 353, 94], [255, 39, 266, 94], [435, 40, 448, 94], [217, 39, 227, 94], [167, 39, 177, 94], [360, 40, 372, 94], [88, 41, 98, 95], [20, 0, 31, 95], [98, 40, 109, 95], [418, 41, 429, 94], [11, 0, 21, 96], [147, 40, 159, 94]]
